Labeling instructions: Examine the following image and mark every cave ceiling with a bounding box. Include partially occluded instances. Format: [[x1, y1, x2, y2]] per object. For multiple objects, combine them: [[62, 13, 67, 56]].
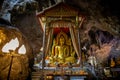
[[0, 0, 120, 30]]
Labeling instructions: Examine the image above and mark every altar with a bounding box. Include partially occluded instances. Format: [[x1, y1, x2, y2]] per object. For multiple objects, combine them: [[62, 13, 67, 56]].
[[32, 66, 91, 80]]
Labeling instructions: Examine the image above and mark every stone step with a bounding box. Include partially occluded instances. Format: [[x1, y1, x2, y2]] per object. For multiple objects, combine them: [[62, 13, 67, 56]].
[[31, 77, 40, 80], [32, 72, 42, 76], [32, 72, 41, 80]]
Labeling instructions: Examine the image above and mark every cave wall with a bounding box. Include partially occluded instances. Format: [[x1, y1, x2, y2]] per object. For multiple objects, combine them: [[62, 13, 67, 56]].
[[11, 12, 43, 54], [0, 0, 120, 66]]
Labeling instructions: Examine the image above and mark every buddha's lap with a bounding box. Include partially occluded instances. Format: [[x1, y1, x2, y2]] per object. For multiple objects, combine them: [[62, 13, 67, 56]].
[[65, 56, 76, 63], [53, 56, 76, 63]]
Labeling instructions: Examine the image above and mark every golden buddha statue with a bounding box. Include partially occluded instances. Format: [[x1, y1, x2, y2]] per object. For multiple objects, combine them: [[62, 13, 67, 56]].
[[49, 31, 76, 65], [54, 35, 69, 62], [110, 58, 115, 67]]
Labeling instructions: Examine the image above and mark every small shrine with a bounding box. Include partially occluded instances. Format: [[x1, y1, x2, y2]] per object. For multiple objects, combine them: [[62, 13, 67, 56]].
[[36, 2, 89, 80]]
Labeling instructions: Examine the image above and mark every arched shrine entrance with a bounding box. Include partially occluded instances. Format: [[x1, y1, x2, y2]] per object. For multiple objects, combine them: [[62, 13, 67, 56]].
[[35, 2, 88, 80]]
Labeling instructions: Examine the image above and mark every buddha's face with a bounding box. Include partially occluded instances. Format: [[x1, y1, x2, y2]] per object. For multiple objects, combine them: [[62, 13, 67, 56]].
[[59, 35, 65, 45]]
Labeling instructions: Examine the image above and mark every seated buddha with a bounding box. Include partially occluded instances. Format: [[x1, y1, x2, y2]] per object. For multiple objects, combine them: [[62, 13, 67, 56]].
[[49, 31, 76, 65]]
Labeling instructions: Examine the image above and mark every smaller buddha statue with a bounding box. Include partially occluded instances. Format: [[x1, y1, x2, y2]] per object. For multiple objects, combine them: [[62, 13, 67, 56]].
[[110, 58, 115, 67]]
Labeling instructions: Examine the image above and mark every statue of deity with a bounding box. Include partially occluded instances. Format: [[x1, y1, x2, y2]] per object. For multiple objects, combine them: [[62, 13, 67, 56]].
[[49, 31, 76, 66], [54, 35, 69, 62]]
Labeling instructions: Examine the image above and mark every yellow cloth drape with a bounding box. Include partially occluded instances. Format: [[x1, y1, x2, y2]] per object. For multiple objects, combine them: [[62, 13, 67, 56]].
[[69, 26, 80, 58], [45, 28, 53, 57]]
